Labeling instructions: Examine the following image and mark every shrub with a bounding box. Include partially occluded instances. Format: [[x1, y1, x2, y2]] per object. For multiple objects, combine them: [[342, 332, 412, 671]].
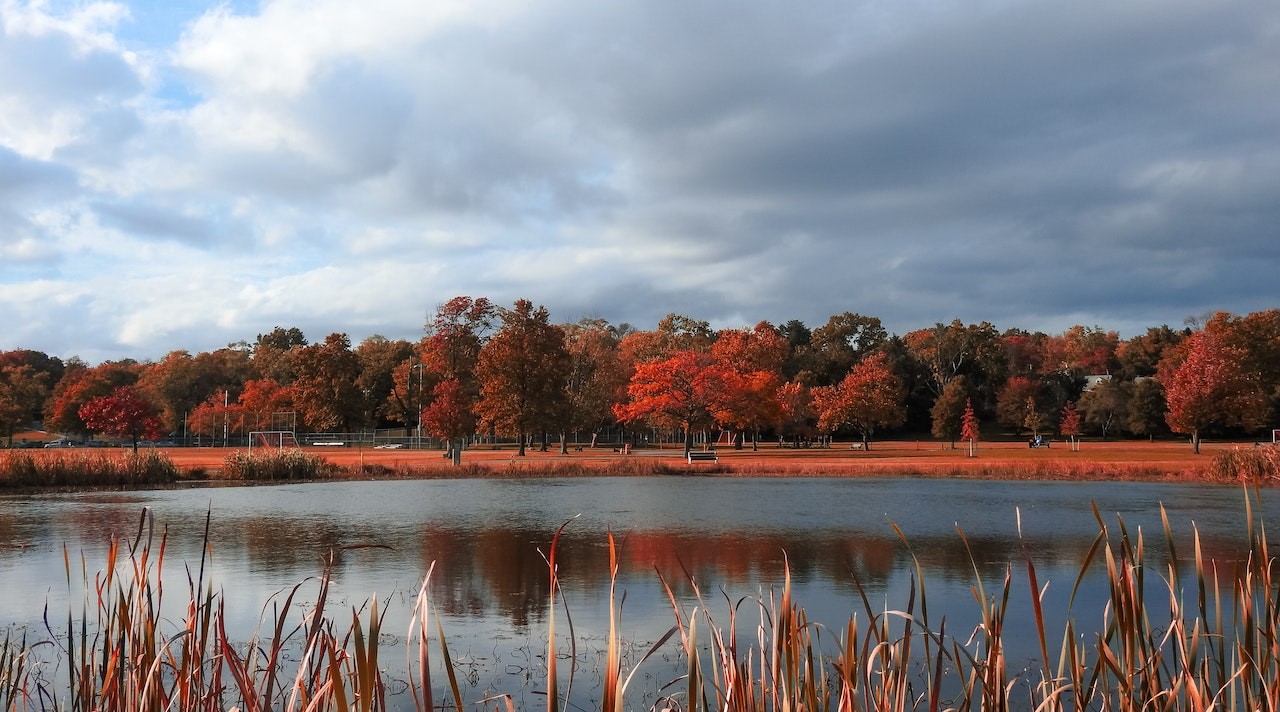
[[221, 449, 339, 481], [1209, 444, 1280, 482]]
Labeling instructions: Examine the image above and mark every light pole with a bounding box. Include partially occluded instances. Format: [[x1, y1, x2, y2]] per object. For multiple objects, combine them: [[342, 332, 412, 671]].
[[411, 363, 426, 449]]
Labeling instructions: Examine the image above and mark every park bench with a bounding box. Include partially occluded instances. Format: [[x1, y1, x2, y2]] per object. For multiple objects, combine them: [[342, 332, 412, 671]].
[[687, 451, 718, 463]]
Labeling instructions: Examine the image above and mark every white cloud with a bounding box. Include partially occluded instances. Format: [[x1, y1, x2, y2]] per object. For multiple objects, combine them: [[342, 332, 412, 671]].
[[1, 0, 1279, 362]]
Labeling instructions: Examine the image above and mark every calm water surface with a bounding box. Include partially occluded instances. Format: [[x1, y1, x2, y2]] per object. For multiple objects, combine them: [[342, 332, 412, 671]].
[[0, 477, 1272, 708]]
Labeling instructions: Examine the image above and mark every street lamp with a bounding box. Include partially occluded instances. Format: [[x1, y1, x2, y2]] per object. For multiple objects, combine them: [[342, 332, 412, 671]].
[[411, 363, 426, 449]]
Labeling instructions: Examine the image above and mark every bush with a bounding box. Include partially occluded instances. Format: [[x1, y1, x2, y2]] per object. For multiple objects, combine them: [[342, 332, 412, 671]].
[[1209, 444, 1280, 482], [0, 451, 178, 488], [221, 449, 339, 481]]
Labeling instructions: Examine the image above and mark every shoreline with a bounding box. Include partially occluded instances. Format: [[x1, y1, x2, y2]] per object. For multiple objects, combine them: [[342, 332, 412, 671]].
[[5, 437, 1269, 489]]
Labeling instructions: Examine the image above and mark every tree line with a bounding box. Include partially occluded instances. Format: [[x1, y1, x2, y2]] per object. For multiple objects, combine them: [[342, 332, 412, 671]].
[[2, 298, 1276, 454]]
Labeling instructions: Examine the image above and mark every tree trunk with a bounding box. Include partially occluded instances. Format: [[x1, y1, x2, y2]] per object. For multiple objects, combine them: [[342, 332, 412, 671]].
[[1192, 429, 1201, 455], [559, 431, 568, 455], [517, 431, 527, 456], [683, 427, 693, 456]]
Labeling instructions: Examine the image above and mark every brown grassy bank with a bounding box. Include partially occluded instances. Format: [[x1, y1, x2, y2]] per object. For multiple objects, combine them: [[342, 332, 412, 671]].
[[5, 438, 1280, 487]]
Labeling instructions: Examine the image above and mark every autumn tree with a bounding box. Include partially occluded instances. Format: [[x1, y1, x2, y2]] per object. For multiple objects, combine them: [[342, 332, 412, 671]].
[[930, 375, 969, 447], [561, 319, 628, 450], [188, 389, 242, 443], [252, 327, 307, 383], [291, 333, 364, 432], [1060, 401, 1081, 451], [995, 376, 1041, 434], [811, 353, 906, 450], [421, 379, 477, 452], [474, 300, 570, 456], [615, 350, 728, 456], [238, 379, 294, 432], [0, 364, 49, 446], [618, 313, 716, 366], [905, 320, 1002, 399], [137, 348, 253, 433], [711, 322, 788, 449], [775, 381, 814, 446], [805, 312, 888, 386], [355, 335, 413, 427], [1115, 325, 1184, 380], [711, 369, 783, 451], [960, 399, 980, 457], [1159, 329, 1268, 454], [44, 362, 140, 436], [1022, 397, 1043, 438], [79, 386, 164, 452]]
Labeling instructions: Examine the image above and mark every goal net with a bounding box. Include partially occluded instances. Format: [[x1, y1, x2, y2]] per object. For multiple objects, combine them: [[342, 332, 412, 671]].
[[249, 431, 300, 454], [1274, 429, 1280, 444]]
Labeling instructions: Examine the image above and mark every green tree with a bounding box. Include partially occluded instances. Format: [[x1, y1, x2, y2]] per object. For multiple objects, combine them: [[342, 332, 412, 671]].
[[930, 375, 969, 447], [1078, 379, 1130, 440], [1126, 379, 1167, 439]]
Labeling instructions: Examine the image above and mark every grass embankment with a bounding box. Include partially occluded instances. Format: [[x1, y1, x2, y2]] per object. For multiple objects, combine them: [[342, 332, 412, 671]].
[[3, 499, 1280, 711], [3, 439, 1278, 488]]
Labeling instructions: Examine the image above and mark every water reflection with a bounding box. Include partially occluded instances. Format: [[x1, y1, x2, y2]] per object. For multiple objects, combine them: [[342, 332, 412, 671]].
[[0, 477, 1273, 708]]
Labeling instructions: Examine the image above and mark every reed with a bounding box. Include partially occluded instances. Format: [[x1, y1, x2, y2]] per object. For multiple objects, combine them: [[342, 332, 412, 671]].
[[4, 493, 1280, 711], [1208, 444, 1280, 482], [0, 450, 179, 488], [220, 449, 341, 481]]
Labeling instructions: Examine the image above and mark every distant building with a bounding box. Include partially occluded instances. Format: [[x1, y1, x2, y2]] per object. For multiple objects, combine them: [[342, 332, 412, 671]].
[[1083, 374, 1113, 391]]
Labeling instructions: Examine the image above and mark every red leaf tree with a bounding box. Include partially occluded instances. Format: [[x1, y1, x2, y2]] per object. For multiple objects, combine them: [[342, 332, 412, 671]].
[[960, 398, 980, 457], [812, 353, 906, 450], [1159, 329, 1268, 454], [614, 350, 728, 455], [1060, 401, 1081, 451], [78, 386, 163, 452]]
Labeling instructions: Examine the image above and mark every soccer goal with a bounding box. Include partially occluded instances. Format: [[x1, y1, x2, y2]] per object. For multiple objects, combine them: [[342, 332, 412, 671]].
[[1273, 428, 1280, 444], [249, 431, 300, 454]]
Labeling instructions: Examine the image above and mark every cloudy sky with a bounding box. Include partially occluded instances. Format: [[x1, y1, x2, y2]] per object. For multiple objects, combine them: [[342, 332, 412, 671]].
[[2, 0, 1277, 362]]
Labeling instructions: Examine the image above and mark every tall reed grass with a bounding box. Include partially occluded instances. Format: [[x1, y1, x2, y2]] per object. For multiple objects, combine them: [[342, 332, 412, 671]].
[[2, 494, 1278, 711], [221, 449, 341, 481], [1210, 444, 1280, 482], [0, 450, 178, 488]]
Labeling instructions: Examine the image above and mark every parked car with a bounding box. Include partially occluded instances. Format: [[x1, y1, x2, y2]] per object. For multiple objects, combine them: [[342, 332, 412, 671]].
[[44, 440, 81, 448]]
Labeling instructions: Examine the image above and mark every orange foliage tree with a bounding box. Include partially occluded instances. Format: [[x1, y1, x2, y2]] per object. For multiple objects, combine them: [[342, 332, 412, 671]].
[[775, 381, 814, 446], [811, 353, 906, 450], [1159, 329, 1268, 454], [421, 379, 477, 448], [614, 350, 728, 455], [710, 322, 787, 449]]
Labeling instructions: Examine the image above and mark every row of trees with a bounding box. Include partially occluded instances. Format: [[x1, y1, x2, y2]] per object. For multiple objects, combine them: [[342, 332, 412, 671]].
[[2, 300, 1277, 454]]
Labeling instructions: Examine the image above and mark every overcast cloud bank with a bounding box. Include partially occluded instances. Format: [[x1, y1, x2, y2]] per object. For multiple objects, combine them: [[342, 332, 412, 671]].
[[1, 0, 1277, 362]]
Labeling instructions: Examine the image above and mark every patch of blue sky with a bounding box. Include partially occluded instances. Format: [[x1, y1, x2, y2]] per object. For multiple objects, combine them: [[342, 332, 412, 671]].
[[112, 0, 260, 49]]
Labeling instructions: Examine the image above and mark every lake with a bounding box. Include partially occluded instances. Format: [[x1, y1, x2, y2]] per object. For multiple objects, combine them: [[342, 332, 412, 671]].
[[0, 476, 1272, 709]]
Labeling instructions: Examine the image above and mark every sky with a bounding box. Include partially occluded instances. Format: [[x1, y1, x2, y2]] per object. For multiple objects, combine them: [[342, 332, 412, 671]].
[[2, 0, 1278, 363]]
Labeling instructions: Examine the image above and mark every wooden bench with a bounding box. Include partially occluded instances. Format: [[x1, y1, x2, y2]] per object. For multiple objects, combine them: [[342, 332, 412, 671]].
[[687, 451, 718, 463]]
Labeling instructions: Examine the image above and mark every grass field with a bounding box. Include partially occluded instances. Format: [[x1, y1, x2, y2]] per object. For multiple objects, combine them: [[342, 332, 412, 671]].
[[7, 436, 1260, 483]]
